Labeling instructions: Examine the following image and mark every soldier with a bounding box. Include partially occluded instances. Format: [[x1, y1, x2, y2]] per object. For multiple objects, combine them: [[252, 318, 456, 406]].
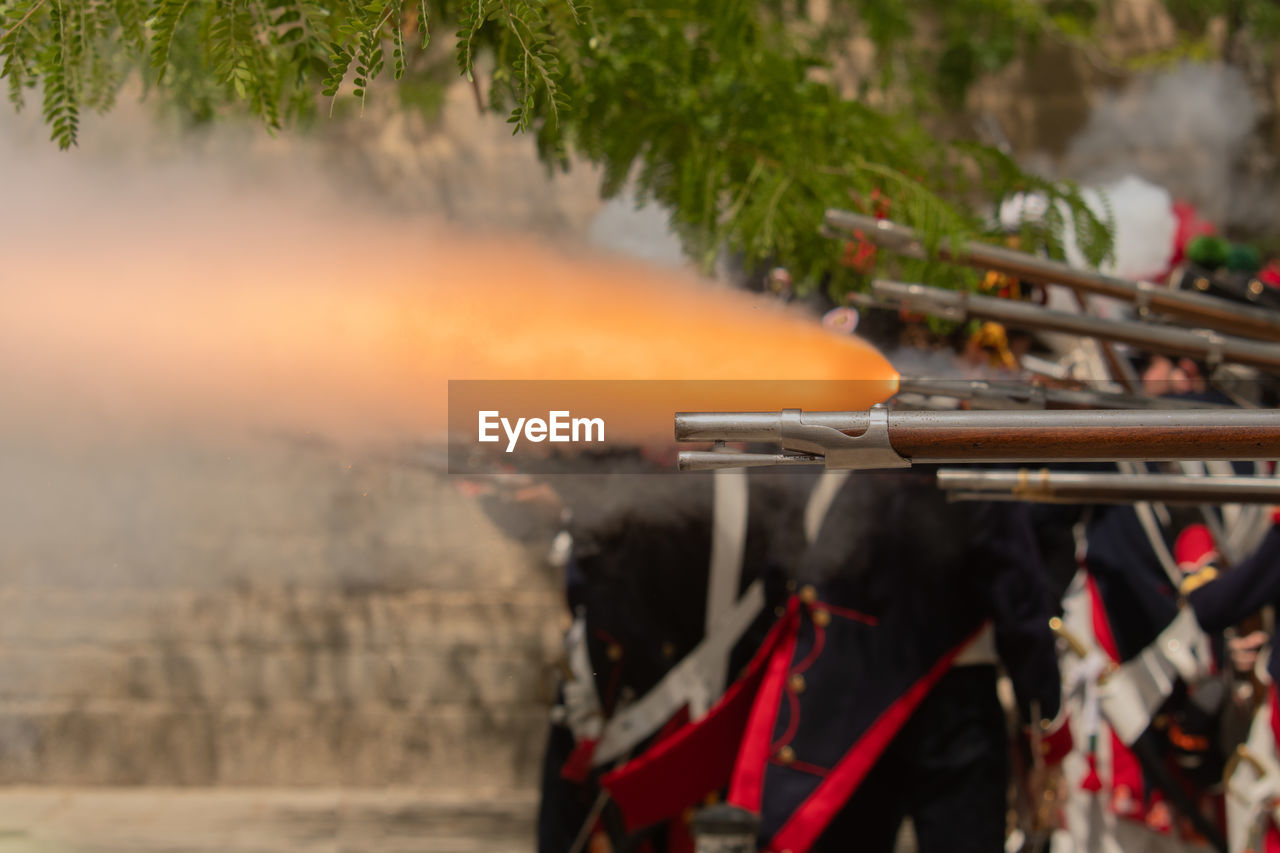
[[537, 467, 802, 853], [1179, 513, 1280, 853], [722, 466, 1068, 853], [1053, 498, 1226, 853]]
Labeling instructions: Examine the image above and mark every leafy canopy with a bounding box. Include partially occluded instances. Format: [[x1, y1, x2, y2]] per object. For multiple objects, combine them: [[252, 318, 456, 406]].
[[1, 0, 1118, 293]]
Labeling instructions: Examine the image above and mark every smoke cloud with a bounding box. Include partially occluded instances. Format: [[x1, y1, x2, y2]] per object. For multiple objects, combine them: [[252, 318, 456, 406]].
[[1061, 62, 1270, 232]]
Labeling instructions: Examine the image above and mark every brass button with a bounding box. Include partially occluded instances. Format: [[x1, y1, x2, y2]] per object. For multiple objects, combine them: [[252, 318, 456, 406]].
[[774, 605, 786, 618], [661, 642, 676, 659], [812, 608, 831, 627], [1040, 718, 1052, 731], [606, 643, 623, 662], [799, 585, 817, 605], [776, 745, 795, 765], [788, 673, 806, 694], [1251, 280, 1264, 295]]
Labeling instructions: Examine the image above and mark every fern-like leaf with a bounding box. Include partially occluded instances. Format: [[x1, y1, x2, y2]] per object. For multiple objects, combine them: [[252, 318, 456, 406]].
[[391, 3, 404, 78], [40, 0, 78, 147], [149, 0, 193, 82]]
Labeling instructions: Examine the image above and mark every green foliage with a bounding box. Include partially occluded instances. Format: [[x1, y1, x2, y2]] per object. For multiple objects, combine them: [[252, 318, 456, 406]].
[[1161, 0, 1280, 40], [1, 0, 1115, 294], [509, 1, 1111, 294]]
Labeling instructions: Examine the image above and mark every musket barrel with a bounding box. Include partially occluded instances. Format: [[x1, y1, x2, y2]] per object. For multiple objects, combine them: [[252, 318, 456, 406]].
[[895, 378, 1229, 410], [937, 468, 1280, 505], [675, 408, 1280, 463], [675, 410, 862, 441], [825, 209, 1280, 342], [675, 451, 823, 471], [872, 280, 1280, 373]]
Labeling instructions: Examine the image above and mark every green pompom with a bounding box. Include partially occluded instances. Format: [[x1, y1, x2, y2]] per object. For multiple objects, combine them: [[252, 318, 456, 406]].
[[1186, 235, 1229, 269], [1226, 243, 1261, 273]]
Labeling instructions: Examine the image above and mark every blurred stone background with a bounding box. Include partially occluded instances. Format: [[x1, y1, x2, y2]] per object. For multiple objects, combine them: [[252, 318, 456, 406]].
[[0, 439, 563, 789]]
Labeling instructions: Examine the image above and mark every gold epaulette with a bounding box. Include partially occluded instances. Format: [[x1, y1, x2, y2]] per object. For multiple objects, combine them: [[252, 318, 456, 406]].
[[1180, 566, 1219, 595]]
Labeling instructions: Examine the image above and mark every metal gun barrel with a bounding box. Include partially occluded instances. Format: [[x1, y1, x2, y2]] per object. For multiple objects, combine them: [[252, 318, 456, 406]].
[[871, 280, 1280, 373], [824, 209, 1280, 342], [675, 408, 1280, 464], [895, 378, 1230, 411], [936, 468, 1280, 505]]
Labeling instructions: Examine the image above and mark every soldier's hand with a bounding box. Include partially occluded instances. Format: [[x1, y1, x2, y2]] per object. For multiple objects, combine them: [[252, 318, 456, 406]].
[[1229, 630, 1268, 675]]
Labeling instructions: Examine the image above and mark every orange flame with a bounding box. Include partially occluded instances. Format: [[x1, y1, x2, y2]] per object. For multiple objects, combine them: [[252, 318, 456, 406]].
[[1, 212, 896, 446]]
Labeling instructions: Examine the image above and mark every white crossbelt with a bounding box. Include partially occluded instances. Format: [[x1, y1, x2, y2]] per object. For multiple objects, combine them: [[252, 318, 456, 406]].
[[703, 468, 751, 702], [592, 580, 765, 765], [1061, 520, 1213, 749], [561, 614, 604, 743], [804, 470, 851, 545], [593, 469, 857, 767], [1099, 607, 1211, 744]]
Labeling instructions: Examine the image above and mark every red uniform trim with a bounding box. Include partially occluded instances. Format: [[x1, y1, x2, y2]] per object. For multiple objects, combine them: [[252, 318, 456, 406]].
[[1086, 573, 1120, 664], [792, 618, 826, 675], [601, 599, 800, 831], [772, 685, 802, 753], [1266, 822, 1280, 853], [763, 627, 982, 853], [1086, 573, 1147, 814], [726, 600, 803, 814], [1040, 719, 1075, 766], [818, 603, 878, 626], [785, 759, 831, 778], [561, 739, 598, 783]]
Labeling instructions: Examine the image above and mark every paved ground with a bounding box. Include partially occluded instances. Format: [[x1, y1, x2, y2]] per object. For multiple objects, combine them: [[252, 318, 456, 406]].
[[0, 789, 536, 853]]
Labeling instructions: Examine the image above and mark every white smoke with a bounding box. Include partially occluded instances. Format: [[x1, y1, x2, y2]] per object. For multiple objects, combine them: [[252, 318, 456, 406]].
[[587, 194, 690, 268], [1060, 62, 1267, 232]]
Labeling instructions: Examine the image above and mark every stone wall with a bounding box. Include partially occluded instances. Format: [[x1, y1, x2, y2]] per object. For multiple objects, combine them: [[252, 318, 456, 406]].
[[0, 434, 566, 788]]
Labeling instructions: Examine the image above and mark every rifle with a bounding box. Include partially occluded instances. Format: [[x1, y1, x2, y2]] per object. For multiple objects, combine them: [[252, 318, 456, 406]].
[[935, 468, 1280, 505], [675, 407, 1280, 471], [856, 280, 1280, 374], [823, 209, 1280, 342], [895, 377, 1230, 411]]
